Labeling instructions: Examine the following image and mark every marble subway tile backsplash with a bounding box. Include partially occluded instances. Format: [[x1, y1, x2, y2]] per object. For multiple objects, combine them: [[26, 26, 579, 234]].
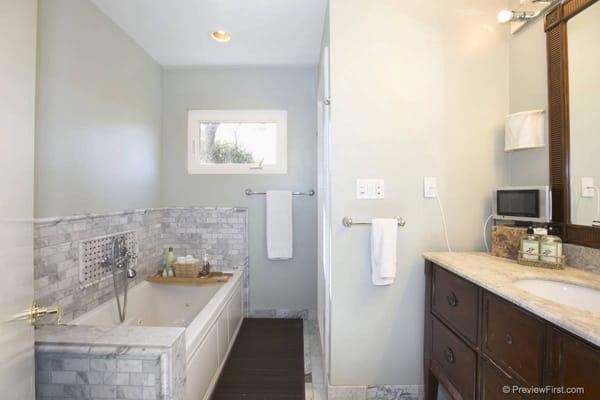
[[564, 243, 600, 273], [34, 207, 249, 323]]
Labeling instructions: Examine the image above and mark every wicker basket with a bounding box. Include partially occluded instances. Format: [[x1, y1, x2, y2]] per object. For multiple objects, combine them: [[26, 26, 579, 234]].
[[173, 261, 200, 278], [517, 251, 565, 270]]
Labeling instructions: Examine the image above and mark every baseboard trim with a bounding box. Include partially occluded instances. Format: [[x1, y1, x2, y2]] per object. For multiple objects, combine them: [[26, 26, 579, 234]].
[[326, 384, 424, 400], [247, 308, 313, 320]]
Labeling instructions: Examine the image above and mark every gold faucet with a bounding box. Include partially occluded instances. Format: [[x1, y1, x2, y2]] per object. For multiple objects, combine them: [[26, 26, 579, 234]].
[[12, 301, 63, 325]]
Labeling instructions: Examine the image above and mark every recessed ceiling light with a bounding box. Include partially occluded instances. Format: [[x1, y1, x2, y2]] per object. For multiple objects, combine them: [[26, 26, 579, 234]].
[[211, 30, 231, 43]]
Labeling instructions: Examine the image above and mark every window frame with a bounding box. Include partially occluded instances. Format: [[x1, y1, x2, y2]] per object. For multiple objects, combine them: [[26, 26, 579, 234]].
[[187, 109, 288, 174]]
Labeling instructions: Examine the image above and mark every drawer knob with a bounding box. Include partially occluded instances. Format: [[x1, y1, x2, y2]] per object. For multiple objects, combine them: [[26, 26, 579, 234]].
[[444, 347, 455, 364], [505, 334, 513, 345], [446, 292, 458, 307]]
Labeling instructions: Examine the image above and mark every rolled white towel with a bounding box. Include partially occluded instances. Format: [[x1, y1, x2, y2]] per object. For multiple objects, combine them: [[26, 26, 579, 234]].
[[371, 218, 398, 286]]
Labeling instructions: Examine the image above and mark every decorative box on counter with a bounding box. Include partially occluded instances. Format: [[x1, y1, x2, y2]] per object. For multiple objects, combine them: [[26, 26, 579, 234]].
[[491, 225, 527, 260]]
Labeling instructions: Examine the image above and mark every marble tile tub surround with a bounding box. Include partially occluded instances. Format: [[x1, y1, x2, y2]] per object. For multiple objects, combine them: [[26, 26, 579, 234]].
[[161, 207, 248, 270], [34, 209, 164, 323], [34, 207, 249, 323], [424, 252, 600, 346], [35, 325, 185, 400]]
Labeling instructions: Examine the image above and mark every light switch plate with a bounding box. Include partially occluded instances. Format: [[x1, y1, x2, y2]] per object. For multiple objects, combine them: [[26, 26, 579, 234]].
[[424, 177, 437, 198], [356, 179, 384, 199], [582, 177, 595, 198]]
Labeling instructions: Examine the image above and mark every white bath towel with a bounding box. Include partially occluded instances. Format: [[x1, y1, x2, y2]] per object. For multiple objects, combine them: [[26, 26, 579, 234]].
[[266, 190, 293, 260], [371, 218, 398, 286]]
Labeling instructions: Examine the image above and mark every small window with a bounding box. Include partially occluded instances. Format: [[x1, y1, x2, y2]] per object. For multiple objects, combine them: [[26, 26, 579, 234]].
[[187, 110, 287, 174]]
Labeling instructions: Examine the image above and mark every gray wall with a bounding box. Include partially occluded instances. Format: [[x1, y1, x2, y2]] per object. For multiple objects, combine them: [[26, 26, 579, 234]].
[[507, 7, 549, 186], [161, 67, 318, 316], [327, 0, 509, 386], [35, 0, 163, 218]]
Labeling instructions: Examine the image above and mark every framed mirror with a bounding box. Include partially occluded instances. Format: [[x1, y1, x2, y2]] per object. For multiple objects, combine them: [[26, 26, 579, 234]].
[[546, 0, 600, 248]]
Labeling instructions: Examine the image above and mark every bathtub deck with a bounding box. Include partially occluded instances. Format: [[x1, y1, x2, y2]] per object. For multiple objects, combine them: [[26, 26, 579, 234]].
[[211, 318, 305, 400]]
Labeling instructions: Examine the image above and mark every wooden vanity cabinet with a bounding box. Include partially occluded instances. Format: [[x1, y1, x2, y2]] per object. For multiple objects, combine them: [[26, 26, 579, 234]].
[[547, 329, 600, 399], [482, 293, 546, 387], [479, 358, 527, 400], [424, 261, 600, 400], [432, 266, 479, 345]]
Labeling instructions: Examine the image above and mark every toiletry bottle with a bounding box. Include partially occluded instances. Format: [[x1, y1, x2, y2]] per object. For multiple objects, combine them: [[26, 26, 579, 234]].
[[200, 252, 210, 277], [164, 247, 175, 277], [166, 247, 175, 268], [540, 228, 563, 265], [520, 226, 540, 261]]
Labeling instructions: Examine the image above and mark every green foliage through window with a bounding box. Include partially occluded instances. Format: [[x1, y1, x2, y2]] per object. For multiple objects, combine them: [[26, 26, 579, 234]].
[[210, 142, 255, 164]]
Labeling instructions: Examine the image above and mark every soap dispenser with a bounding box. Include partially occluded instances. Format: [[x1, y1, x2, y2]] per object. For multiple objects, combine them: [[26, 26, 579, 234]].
[[539, 228, 563, 265], [519, 226, 539, 261]]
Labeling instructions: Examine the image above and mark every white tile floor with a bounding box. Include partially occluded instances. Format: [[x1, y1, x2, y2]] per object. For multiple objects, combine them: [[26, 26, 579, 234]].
[[303, 320, 327, 400]]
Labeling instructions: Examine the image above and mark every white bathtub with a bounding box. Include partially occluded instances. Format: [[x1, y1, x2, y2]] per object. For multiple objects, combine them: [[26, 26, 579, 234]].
[[71, 270, 245, 400]]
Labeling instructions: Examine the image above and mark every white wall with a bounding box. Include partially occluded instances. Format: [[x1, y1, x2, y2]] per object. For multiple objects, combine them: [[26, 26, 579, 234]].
[[0, 1, 37, 397], [35, 0, 163, 217], [507, 8, 549, 186], [327, 0, 509, 385], [161, 67, 318, 316], [567, 3, 600, 225]]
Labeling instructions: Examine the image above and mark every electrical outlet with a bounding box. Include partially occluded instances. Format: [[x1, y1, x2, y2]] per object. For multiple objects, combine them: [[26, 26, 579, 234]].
[[582, 177, 595, 198], [356, 179, 384, 199], [424, 177, 437, 198]]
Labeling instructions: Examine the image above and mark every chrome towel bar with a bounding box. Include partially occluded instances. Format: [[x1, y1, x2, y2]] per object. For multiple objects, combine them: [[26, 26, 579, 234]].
[[342, 216, 406, 228], [245, 189, 315, 196]]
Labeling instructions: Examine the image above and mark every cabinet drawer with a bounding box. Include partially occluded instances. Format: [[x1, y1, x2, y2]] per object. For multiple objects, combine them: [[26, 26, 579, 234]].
[[432, 265, 479, 344], [432, 317, 477, 400], [480, 358, 527, 400], [482, 292, 546, 386]]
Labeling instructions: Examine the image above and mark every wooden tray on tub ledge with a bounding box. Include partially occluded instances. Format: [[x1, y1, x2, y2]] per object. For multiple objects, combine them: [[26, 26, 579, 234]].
[[146, 271, 232, 285]]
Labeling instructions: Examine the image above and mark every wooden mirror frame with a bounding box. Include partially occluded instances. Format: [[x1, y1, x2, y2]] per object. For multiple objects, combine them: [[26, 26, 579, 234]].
[[545, 0, 600, 249]]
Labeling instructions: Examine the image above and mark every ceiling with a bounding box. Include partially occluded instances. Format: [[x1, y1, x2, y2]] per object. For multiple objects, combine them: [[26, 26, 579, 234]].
[[91, 0, 327, 67]]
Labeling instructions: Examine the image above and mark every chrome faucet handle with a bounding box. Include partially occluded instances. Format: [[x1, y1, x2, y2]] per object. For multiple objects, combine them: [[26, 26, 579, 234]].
[[100, 256, 112, 270], [124, 249, 137, 265], [126, 268, 137, 279]]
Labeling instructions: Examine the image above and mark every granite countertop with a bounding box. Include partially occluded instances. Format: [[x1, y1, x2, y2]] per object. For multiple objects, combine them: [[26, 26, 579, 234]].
[[423, 252, 600, 347], [35, 324, 185, 349]]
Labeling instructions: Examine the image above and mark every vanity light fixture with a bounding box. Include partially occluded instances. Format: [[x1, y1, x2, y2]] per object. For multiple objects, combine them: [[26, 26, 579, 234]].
[[497, 9, 538, 23], [211, 30, 231, 43]]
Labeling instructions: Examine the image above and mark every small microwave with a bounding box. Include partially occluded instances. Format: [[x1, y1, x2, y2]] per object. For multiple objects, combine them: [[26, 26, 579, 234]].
[[492, 186, 552, 223]]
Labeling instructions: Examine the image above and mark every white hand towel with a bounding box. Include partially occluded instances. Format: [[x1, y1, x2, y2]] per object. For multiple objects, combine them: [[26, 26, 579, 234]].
[[266, 190, 293, 260], [371, 218, 398, 286]]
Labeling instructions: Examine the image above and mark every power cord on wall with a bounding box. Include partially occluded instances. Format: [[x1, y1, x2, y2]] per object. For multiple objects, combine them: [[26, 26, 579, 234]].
[[435, 193, 452, 253], [594, 187, 600, 221], [483, 214, 494, 253]]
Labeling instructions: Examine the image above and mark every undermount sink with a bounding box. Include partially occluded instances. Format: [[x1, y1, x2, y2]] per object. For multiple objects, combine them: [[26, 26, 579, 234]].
[[513, 279, 600, 314]]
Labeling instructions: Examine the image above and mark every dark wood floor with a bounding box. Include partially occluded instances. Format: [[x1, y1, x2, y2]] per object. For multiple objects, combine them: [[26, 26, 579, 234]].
[[211, 318, 305, 400]]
